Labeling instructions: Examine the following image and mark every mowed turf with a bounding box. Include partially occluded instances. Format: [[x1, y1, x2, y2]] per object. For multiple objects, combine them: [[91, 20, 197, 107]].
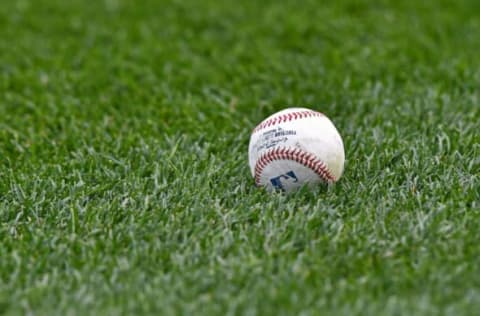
[[1, 0, 479, 315]]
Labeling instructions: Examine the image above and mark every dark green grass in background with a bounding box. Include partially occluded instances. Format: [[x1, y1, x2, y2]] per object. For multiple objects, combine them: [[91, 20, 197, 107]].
[[1, 0, 479, 315]]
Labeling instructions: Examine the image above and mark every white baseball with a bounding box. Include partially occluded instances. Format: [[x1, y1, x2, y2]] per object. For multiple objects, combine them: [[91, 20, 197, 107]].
[[248, 107, 345, 193]]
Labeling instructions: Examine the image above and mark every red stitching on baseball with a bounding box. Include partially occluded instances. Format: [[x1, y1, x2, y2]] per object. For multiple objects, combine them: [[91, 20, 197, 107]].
[[254, 147, 335, 186], [252, 110, 324, 133]]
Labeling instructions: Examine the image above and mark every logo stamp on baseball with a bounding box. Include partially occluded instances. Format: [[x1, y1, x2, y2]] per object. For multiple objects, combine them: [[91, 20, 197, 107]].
[[248, 107, 345, 193]]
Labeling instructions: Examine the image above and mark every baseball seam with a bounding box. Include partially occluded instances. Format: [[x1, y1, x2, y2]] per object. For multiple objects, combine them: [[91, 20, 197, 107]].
[[254, 147, 336, 186], [252, 110, 324, 133]]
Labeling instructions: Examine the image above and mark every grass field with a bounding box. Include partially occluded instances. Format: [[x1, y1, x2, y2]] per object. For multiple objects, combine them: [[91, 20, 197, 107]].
[[1, 0, 480, 315]]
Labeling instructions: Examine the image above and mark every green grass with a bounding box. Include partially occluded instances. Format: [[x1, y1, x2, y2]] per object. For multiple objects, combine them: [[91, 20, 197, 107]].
[[1, 0, 480, 315]]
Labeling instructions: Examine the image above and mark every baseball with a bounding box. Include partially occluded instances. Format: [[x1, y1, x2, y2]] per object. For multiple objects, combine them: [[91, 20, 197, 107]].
[[248, 107, 345, 193]]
